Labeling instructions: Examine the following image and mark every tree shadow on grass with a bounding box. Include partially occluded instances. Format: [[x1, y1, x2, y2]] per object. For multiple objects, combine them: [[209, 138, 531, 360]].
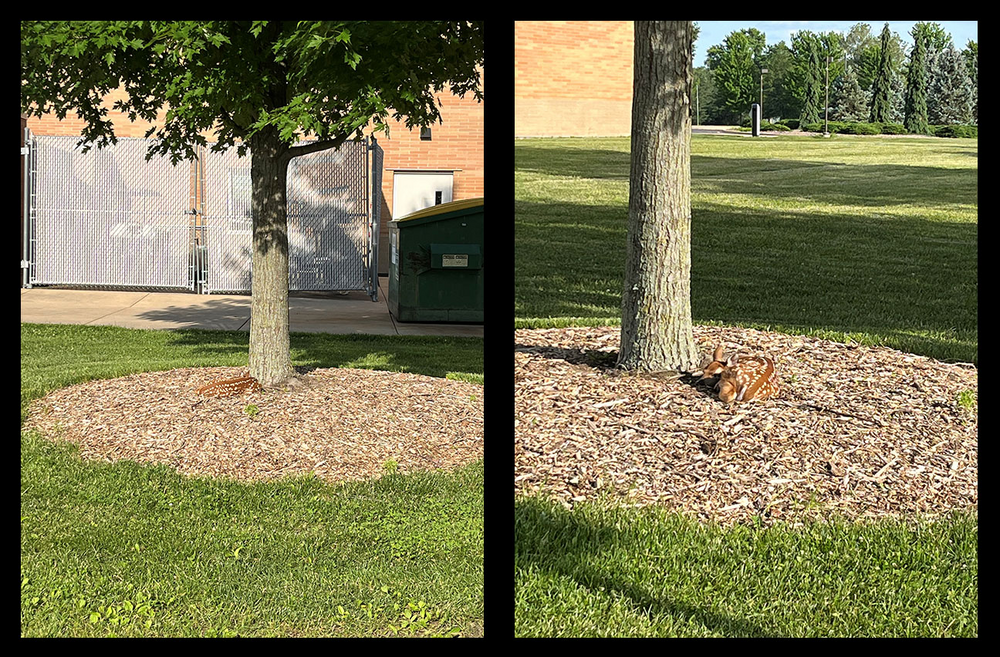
[[161, 328, 484, 380], [516, 142, 977, 211], [514, 497, 776, 637], [516, 196, 977, 362]]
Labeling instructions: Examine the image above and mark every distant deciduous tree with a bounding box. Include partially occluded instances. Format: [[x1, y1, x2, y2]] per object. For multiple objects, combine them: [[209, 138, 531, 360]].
[[707, 29, 765, 124]]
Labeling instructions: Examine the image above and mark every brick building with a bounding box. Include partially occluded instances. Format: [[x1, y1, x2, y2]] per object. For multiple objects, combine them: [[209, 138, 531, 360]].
[[23, 72, 484, 276], [515, 21, 633, 137]]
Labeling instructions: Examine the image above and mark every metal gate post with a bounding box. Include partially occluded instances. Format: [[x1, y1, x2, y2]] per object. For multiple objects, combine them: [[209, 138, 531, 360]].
[[21, 127, 31, 288], [188, 145, 208, 293], [368, 136, 383, 302]]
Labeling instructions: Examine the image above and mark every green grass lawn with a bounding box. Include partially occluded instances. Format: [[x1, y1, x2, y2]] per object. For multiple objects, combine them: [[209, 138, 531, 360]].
[[514, 133, 978, 637], [21, 323, 483, 637], [515, 133, 977, 364], [515, 497, 977, 638]]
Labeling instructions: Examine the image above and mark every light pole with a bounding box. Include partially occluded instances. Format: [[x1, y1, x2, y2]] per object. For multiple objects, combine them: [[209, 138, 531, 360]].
[[760, 68, 768, 121], [695, 77, 700, 126], [823, 55, 830, 137]]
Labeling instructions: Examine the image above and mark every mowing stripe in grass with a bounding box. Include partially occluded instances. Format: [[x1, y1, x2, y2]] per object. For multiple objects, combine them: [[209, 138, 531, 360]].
[[515, 135, 977, 363]]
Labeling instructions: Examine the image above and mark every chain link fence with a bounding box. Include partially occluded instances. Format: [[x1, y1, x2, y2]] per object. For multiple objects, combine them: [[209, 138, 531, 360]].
[[23, 131, 382, 299]]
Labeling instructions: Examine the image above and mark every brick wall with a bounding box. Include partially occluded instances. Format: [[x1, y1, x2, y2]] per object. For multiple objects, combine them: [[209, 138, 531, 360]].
[[377, 77, 485, 210], [515, 21, 634, 137]]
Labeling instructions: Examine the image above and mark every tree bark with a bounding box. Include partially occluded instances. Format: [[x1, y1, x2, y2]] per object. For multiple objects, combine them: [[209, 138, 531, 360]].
[[248, 126, 295, 387], [618, 21, 700, 374]]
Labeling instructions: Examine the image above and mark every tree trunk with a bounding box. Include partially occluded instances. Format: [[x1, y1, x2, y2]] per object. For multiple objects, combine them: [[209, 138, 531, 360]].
[[248, 126, 295, 387], [618, 21, 700, 374]]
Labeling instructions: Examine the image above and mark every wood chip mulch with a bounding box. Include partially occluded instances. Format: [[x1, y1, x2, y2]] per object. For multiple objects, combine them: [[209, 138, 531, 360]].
[[25, 367, 483, 485], [515, 325, 977, 527]]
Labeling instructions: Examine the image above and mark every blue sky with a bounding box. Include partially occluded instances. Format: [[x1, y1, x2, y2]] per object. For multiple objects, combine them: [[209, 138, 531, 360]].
[[693, 21, 978, 67]]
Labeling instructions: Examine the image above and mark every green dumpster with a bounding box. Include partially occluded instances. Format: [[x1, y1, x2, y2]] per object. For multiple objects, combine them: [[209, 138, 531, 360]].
[[388, 197, 484, 323]]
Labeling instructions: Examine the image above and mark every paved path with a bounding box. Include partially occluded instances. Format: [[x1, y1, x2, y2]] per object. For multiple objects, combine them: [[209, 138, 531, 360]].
[[692, 125, 744, 136], [20, 277, 483, 338]]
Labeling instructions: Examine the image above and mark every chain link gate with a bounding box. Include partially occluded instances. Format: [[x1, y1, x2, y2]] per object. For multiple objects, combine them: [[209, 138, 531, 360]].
[[24, 134, 196, 290], [22, 129, 383, 301]]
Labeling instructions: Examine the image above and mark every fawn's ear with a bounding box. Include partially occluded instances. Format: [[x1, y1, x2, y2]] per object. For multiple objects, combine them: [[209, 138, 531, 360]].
[[712, 345, 725, 362]]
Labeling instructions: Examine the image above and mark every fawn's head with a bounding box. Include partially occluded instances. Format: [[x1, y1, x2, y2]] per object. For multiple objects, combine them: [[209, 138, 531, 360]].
[[699, 345, 734, 380]]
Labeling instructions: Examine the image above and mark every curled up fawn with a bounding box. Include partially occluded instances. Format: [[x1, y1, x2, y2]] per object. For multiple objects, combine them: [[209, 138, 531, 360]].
[[698, 345, 778, 403]]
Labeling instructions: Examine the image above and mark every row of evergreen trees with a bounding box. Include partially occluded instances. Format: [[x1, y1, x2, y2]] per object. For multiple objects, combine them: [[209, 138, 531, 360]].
[[695, 22, 977, 131]]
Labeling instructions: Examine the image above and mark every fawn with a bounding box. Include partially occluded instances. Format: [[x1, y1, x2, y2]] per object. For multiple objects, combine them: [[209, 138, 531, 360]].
[[197, 374, 262, 398], [699, 345, 778, 403]]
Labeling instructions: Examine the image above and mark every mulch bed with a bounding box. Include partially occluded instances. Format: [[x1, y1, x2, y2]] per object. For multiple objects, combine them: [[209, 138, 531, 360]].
[[25, 367, 483, 485], [515, 325, 977, 527]]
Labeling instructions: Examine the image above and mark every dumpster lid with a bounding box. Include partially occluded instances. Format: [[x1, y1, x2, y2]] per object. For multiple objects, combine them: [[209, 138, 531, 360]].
[[392, 197, 484, 224]]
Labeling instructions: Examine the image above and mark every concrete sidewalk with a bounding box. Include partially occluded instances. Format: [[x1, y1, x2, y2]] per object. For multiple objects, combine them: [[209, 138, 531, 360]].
[[19, 277, 483, 338]]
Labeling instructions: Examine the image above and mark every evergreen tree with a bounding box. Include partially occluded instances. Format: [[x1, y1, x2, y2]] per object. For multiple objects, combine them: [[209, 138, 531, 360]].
[[916, 23, 952, 125], [925, 46, 944, 123], [799, 36, 822, 125], [831, 64, 869, 122], [964, 41, 978, 125], [889, 65, 906, 124], [868, 23, 894, 123], [930, 44, 974, 125], [904, 29, 930, 134]]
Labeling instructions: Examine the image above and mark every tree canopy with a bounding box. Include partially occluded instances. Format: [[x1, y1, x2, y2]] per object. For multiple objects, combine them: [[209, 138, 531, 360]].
[[706, 29, 765, 123], [21, 21, 484, 164]]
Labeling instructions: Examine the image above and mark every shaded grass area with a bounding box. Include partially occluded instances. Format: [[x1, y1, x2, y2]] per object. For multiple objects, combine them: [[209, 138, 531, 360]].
[[515, 496, 977, 638], [21, 323, 483, 637], [514, 135, 977, 363], [21, 323, 484, 420]]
